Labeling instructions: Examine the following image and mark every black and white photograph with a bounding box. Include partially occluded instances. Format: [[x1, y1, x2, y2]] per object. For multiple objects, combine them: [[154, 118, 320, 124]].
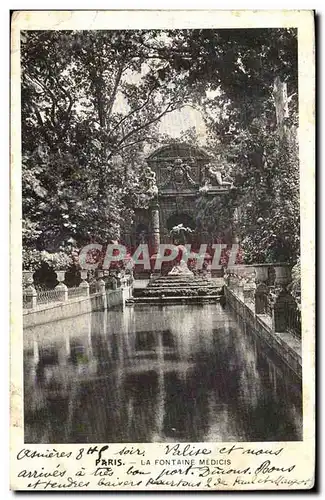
[[11, 9, 315, 491]]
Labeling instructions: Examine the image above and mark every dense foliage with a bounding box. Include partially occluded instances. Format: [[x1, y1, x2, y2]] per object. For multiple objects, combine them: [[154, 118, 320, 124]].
[[21, 28, 299, 270], [21, 30, 188, 269], [186, 29, 299, 263]]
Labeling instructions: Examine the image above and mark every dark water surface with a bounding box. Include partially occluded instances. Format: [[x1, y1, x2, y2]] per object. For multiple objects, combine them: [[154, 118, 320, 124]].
[[24, 304, 302, 443]]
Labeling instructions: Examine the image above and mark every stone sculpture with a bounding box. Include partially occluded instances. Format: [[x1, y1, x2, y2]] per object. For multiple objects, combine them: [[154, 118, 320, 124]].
[[168, 259, 194, 276], [201, 162, 234, 190]]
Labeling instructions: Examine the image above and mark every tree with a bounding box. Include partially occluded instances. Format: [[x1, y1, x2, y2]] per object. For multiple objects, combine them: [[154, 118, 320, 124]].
[[175, 28, 300, 263], [231, 125, 299, 263], [21, 30, 190, 268], [21, 28, 300, 269]]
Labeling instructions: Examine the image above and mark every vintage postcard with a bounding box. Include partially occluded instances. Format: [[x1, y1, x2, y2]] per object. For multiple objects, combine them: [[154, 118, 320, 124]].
[[10, 10, 315, 491]]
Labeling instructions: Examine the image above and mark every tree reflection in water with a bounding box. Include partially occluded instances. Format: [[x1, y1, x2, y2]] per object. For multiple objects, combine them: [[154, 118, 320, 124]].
[[24, 304, 302, 443]]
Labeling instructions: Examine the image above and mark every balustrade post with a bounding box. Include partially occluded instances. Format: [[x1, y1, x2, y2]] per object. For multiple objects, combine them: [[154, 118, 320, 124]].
[[273, 289, 297, 333], [25, 284, 37, 309], [254, 283, 269, 314], [79, 269, 89, 296], [243, 269, 256, 304], [96, 270, 107, 310], [237, 278, 245, 299], [23, 270, 37, 308], [97, 279, 106, 294], [55, 271, 68, 301]]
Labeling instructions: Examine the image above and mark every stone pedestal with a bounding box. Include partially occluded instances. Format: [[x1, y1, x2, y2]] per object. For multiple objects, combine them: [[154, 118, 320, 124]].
[[79, 281, 89, 296], [149, 254, 161, 278], [255, 283, 269, 314], [23, 271, 37, 308], [273, 289, 298, 333], [80, 270, 89, 296], [243, 284, 256, 304], [97, 278, 107, 309], [25, 285, 37, 308], [55, 283, 68, 301], [97, 278, 105, 293]]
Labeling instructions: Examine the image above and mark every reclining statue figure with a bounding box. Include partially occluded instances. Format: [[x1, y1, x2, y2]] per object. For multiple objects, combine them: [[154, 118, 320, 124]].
[[202, 163, 233, 188]]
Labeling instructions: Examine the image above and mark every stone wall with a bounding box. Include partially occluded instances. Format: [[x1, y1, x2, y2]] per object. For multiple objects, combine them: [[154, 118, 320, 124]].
[[225, 286, 302, 379], [23, 288, 128, 329]]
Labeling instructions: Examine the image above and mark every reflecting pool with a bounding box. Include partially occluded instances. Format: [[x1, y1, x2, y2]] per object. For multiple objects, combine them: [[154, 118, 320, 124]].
[[24, 304, 302, 443]]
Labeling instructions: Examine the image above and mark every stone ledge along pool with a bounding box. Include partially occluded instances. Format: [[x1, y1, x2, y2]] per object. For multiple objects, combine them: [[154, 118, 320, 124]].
[[23, 303, 302, 444]]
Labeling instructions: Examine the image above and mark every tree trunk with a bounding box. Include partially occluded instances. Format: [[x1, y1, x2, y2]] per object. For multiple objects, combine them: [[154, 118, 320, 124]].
[[273, 76, 289, 137]]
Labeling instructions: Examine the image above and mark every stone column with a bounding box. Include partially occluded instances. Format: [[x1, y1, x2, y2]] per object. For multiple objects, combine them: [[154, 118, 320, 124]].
[[150, 201, 160, 254], [231, 207, 240, 244]]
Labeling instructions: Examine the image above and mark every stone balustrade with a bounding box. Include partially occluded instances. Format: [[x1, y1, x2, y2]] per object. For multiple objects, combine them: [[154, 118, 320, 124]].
[[22, 268, 134, 310], [224, 263, 301, 340]]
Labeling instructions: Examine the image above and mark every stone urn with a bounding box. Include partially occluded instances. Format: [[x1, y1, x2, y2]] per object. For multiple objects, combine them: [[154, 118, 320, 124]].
[[80, 269, 88, 281], [228, 275, 239, 290], [23, 270, 34, 287], [274, 265, 292, 286], [254, 265, 268, 283], [55, 270, 66, 283]]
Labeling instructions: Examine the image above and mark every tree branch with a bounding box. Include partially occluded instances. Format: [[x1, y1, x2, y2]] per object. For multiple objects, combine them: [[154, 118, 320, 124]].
[[30, 103, 51, 145], [117, 137, 153, 151], [27, 74, 58, 128], [52, 75, 75, 135], [110, 102, 180, 155], [107, 85, 157, 140], [106, 62, 125, 124]]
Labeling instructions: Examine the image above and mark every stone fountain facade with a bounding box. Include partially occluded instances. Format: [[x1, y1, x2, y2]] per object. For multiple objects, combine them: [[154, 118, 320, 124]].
[[127, 142, 234, 253]]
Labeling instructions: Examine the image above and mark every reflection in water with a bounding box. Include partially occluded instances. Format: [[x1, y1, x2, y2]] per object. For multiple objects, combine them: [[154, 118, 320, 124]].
[[24, 304, 302, 443]]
